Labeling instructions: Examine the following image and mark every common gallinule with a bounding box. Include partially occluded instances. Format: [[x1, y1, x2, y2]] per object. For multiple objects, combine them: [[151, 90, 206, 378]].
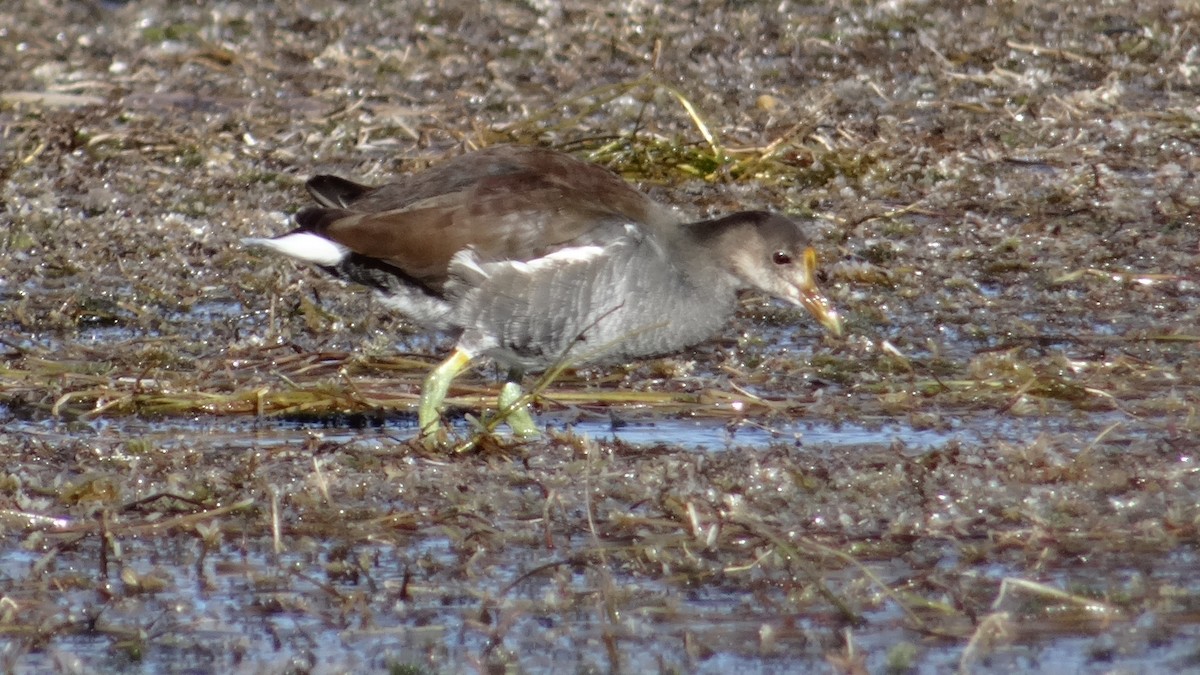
[[245, 145, 842, 444]]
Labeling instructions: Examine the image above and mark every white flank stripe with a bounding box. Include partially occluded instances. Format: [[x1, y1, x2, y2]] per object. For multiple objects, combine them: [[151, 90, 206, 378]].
[[449, 249, 488, 276], [541, 244, 606, 264], [243, 233, 349, 266]]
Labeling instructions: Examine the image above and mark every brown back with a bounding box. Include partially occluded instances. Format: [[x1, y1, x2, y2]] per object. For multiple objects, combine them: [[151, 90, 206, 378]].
[[295, 146, 669, 289]]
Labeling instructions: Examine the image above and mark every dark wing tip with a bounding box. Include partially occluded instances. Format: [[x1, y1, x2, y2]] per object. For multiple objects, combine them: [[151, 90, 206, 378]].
[[295, 206, 355, 234], [306, 175, 373, 208]]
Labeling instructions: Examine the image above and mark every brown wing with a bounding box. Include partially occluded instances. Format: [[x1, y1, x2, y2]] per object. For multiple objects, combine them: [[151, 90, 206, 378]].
[[295, 146, 671, 288]]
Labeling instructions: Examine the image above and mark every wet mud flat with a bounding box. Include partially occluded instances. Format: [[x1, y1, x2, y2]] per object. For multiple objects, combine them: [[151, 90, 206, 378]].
[[2, 0, 1199, 672]]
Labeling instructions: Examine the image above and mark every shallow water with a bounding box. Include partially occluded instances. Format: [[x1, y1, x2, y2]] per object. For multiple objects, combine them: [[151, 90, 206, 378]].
[[9, 402, 1123, 455], [1, 401, 1191, 673]]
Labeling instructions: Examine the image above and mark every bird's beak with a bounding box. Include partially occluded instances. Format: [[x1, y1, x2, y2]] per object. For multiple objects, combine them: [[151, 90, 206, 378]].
[[798, 247, 843, 338]]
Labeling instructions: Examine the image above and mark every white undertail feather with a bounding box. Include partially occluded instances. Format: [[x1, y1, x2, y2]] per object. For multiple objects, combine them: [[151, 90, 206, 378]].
[[243, 233, 349, 267]]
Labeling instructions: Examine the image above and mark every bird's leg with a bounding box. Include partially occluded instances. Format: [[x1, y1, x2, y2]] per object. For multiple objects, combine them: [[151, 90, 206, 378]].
[[419, 348, 473, 447], [498, 367, 539, 439]]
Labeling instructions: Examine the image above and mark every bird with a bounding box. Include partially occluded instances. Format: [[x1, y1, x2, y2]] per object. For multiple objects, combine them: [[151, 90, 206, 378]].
[[244, 145, 843, 445]]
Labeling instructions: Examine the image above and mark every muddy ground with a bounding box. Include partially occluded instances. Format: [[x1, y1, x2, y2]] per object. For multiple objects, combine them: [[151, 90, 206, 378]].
[[2, 0, 1199, 673]]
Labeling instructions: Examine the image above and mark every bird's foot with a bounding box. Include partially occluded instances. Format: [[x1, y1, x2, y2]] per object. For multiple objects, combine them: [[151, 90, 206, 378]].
[[498, 381, 541, 439]]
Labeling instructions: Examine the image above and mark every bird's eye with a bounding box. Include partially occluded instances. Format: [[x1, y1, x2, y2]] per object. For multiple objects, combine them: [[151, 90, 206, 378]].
[[772, 251, 792, 265]]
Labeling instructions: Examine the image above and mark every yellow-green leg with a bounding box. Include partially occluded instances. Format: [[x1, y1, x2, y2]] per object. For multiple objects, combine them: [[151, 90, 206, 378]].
[[498, 380, 540, 439], [419, 348, 473, 446]]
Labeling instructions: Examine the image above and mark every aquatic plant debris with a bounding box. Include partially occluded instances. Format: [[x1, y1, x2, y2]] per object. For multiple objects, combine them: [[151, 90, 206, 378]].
[[2, 0, 1199, 672]]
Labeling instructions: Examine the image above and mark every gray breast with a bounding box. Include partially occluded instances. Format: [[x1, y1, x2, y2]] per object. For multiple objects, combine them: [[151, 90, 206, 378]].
[[444, 226, 740, 372]]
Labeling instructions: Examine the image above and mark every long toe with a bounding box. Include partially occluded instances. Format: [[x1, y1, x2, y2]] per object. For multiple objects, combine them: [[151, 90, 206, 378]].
[[497, 381, 540, 439]]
